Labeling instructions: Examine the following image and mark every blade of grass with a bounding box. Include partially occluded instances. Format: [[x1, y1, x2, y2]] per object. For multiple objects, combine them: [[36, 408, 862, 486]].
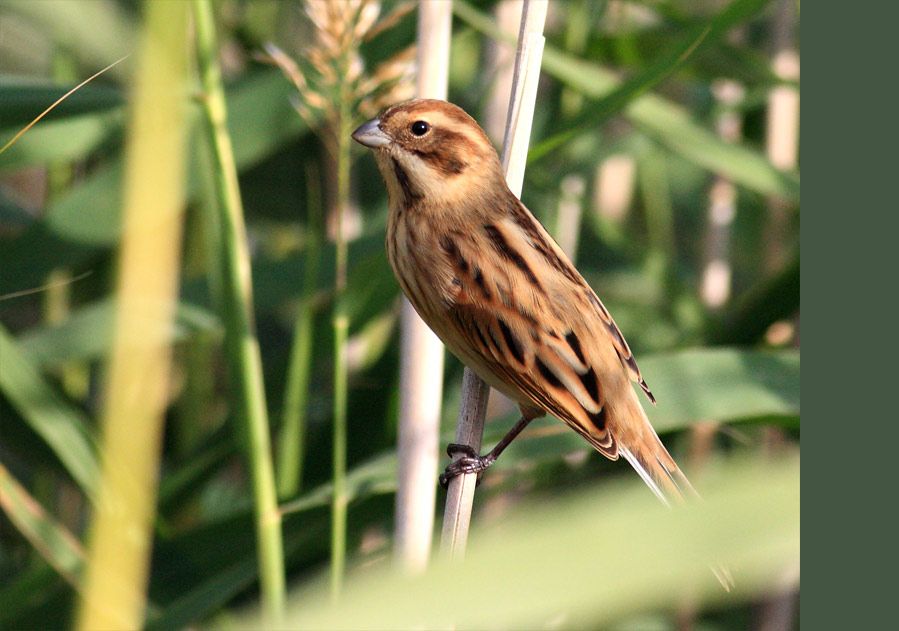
[[0, 78, 121, 126], [17, 299, 220, 367], [41, 50, 90, 403], [0, 68, 309, 295], [0, 56, 128, 155], [0, 462, 85, 589], [0, 110, 123, 172], [527, 0, 767, 162], [75, 1, 190, 628], [0, 323, 99, 498], [192, 0, 285, 621]]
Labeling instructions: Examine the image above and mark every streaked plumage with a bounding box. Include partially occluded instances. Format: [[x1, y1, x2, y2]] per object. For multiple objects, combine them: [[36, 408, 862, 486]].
[[352, 99, 693, 506]]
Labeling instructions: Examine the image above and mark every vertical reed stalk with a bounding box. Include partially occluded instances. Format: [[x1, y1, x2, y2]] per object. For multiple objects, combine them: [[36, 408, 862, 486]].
[[441, 0, 548, 558], [393, 0, 451, 575], [192, 0, 285, 620], [701, 79, 744, 310], [756, 1, 799, 623], [75, 2, 189, 628], [764, 0, 799, 275], [262, 0, 416, 598], [330, 88, 352, 600]]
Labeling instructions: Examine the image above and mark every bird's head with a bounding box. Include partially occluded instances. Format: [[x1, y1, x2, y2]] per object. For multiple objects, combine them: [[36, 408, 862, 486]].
[[352, 99, 504, 208]]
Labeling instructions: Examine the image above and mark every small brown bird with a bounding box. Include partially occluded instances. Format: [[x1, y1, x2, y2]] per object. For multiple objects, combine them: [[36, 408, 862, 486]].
[[352, 99, 694, 507]]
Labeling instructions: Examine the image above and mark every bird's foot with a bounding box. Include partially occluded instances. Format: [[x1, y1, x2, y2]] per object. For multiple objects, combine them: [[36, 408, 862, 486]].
[[439, 443, 496, 488]]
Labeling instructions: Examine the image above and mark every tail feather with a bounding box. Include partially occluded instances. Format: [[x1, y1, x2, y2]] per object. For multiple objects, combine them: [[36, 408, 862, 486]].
[[618, 418, 734, 592], [618, 436, 697, 507]]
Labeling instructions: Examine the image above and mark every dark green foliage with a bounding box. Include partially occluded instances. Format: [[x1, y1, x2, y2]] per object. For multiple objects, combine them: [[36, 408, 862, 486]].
[[0, 0, 798, 627]]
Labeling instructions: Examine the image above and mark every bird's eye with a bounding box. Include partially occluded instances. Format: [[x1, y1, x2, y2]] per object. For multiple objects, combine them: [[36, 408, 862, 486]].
[[410, 120, 430, 136]]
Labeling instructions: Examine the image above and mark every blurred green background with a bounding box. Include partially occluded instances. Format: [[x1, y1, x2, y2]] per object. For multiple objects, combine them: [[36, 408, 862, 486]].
[[0, 1, 798, 628]]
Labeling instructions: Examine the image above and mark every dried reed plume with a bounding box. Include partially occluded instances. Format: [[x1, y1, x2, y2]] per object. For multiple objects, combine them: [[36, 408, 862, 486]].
[[261, 0, 415, 159], [259, 0, 415, 596]]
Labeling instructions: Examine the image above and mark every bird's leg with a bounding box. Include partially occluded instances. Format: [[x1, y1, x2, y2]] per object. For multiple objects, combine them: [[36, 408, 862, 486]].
[[440, 414, 537, 488]]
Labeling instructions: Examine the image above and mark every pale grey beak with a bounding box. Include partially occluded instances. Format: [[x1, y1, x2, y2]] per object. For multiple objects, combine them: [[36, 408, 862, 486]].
[[351, 118, 390, 148]]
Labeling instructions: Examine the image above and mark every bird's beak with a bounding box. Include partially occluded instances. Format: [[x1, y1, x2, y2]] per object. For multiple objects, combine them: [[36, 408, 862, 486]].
[[351, 118, 390, 148]]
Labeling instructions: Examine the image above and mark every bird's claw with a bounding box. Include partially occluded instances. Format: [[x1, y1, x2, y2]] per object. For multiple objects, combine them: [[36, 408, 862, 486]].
[[439, 445, 495, 489], [446, 443, 478, 459]]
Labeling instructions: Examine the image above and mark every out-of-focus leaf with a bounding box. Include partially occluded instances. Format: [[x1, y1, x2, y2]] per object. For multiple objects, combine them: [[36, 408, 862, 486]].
[[0, 79, 123, 127], [268, 457, 799, 629], [343, 249, 398, 330], [348, 309, 398, 371], [0, 191, 34, 228], [0, 69, 310, 292], [711, 252, 800, 344], [528, 0, 771, 162], [279, 452, 396, 516], [157, 437, 232, 508], [639, 348, 799, 432], [144, 557, 259, 631], [3, 0, 133, 76], [628, 96, 799, 201], [0, 564, 67, 626], [0, 462, 85, 588], [217, 68, 309, 169], [0, 465, 164, 625], [474, 347, 799, 468], [0, 110, 124, 172], [453, 0, 800, 202], [0, 323, 99, 497], [18, 300, 221, 367], [146, 504, 339, 630], [194, 231, 385, 315]]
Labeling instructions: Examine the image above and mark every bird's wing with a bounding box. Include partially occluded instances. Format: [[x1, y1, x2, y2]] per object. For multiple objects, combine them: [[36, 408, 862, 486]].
[[500, 201, 656, 402], [444, 297, 618, 456], [437, 212, 654, 458], [433, 203, 691, 506]]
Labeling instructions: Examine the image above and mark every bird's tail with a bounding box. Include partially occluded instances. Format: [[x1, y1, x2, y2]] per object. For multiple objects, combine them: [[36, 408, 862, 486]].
[[617, 405, 734, 591], [617, 426, 696, 508]]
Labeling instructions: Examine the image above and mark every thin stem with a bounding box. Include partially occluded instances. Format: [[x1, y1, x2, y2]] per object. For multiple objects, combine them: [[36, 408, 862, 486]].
[[330, 83, 352, 601], [192, 0, 285, 621], [45, 51, 89, 402], [394, 0, 451, 575], [440, 0, 548, 559]]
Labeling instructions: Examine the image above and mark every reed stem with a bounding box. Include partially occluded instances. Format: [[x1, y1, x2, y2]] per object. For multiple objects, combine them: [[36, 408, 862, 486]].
[[76, 2, 189, 627], [192, 0, 285, 620], [440, 0, 548, 558], [330, 80, 352, 601], [394, 0, 452, 575]]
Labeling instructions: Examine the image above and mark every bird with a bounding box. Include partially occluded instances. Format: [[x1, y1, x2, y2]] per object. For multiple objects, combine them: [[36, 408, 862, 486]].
[[351, 98, 697, 509]]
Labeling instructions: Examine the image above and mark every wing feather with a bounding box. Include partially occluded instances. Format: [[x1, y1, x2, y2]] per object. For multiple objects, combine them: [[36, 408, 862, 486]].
[[444, 297, 619, 458]]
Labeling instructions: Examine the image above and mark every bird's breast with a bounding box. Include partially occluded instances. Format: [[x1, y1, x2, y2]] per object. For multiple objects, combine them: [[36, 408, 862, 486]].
[[386, 208, 458, 327]]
